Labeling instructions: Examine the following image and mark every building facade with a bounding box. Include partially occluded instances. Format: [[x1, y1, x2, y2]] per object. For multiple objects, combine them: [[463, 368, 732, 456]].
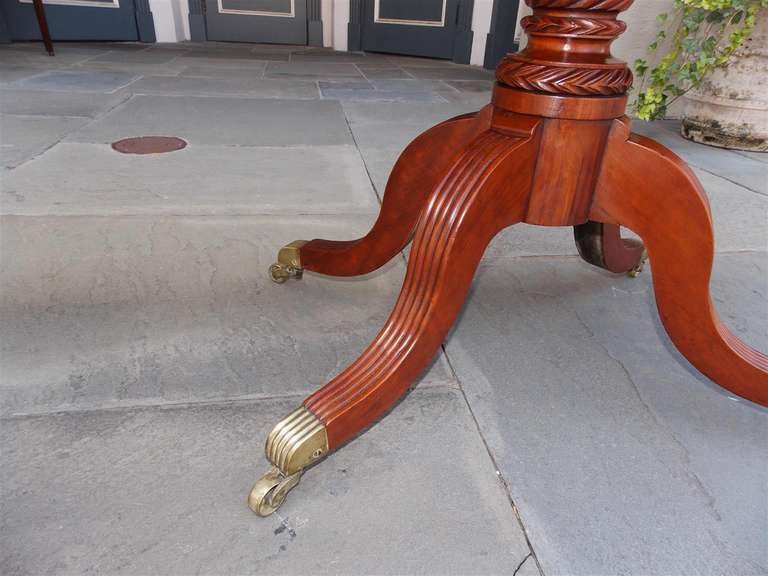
[[1, 0, 673, 70]]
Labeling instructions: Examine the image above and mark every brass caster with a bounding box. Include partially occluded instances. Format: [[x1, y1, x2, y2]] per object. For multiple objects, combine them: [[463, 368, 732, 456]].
[[269, 263, 300, 284], [248, 466, 303, 517], [248, 406, 329, 517], [268, 240, 307, 284], [628, 250, 649, 278]]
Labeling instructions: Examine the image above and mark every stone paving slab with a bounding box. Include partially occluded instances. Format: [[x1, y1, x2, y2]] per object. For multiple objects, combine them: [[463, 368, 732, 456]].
[[179, 48, 280, 61], [0, 65, 51, 85], [10, 69, 140, 93], [384, 55, 468, 68], [348, 120, 433, 151], [444, 252, 768, 575], [357, 67, 414, 80], [0, 88, 131, 117], [172, 55, 280, 70], [435, 90, 496, 106], [368, 78, 453, 91], [692, 169, 768, 250], [0, 388, 535, 576], [403, 66, 496, 81], [443, 79, 495, 93], [64, 42, 151, 53], [84, 48, 182, 65], [290, 50, 392, 64], [353, 144, 402, 194], [1, 142, 376, 216], [0, 214, 457, 415], [0, 114, 88, 168], [0, 45, 109, 67], [736, 150, 768, 164], [265, 61, 365, 79], [321, 87, 448, 103], [68, 95, 353, 146], [342, 100, 480, 127], [632, 120, 767, 195], [177, 64, 271, 79], [70, 60, 187, 77], [129, 75, 318, 99]]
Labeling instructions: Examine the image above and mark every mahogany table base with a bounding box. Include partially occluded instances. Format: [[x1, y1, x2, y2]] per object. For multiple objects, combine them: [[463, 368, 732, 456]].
[[247, 0, 768, 516]]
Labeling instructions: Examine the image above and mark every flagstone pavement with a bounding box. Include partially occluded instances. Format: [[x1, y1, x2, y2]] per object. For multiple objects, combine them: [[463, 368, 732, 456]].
[[1, 41, 766, 576]]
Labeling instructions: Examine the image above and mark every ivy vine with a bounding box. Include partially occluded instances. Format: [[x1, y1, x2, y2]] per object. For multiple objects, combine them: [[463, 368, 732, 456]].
[[632, 0, 767, 121]]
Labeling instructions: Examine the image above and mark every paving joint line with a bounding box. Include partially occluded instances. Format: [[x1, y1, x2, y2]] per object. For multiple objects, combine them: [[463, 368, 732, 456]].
[[440, 342, 546, 576], [690, 163, 766, 196], [3, 88, 136, 172], [2, 382, 458, 421], [342, 103, 383, 204]]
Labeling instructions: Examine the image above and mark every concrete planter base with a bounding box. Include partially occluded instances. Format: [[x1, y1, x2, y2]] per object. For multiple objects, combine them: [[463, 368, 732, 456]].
[[681, 13, 767, 152]]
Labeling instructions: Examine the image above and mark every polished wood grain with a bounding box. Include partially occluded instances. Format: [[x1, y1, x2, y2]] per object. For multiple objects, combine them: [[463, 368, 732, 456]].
[[525, 117, 613, 226], [591, 118, 768, 404], [306, 120, 542, 448], [286, 0, 765, 463], [299, 108, 492, 277], [493, 84, 628, 120]]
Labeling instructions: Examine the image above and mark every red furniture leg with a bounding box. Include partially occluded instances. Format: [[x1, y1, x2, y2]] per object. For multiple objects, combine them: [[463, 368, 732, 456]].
[[268, 108, 493, 282], [249, 119, 542, 515], [32, 0, 54, 56], [590, 118, 768, 405]]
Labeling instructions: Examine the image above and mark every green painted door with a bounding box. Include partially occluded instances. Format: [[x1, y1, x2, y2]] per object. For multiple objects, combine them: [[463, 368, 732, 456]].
[[204, 0, 307, 44], [361, 0, 463, 60], [0, 0, 141, 41]]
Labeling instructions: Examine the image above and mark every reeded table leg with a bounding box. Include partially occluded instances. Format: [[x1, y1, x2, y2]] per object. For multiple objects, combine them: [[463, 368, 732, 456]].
[[591, 118, 768, 406], [250, 124, 541, 515], [574, 221, 647, 276], [269, 108, 492, 282]]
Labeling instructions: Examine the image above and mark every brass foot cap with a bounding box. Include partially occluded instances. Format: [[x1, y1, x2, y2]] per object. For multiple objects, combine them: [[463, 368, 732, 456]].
[[269, 240, 307, 284]]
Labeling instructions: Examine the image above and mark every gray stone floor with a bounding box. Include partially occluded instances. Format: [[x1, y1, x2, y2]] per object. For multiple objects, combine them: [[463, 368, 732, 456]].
[[0, 42, 766, 576]]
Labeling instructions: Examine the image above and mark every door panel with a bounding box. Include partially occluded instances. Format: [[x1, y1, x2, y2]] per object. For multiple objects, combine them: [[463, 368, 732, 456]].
[[377, 0, 444, 23], [1, 0, 139, 41], [204, 0, 307, 44], [361, 0, 459, 59], [484, 0, 521, 69]]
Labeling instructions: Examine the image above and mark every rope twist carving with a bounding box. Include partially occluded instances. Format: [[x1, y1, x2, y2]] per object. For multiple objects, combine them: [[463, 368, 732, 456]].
[[497, 61, 633, 96], [527, 0, 634, 10], [522, 14, 626, 38]]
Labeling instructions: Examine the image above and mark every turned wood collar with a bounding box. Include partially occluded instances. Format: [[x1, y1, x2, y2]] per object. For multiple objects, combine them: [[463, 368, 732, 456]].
[[496, 0, 634, 100]]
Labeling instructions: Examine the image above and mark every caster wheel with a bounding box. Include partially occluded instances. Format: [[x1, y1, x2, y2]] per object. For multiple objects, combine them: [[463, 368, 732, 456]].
[[269, 263, 290, 284], [628, 250, 648, 278], [248, 466, 302, 517]]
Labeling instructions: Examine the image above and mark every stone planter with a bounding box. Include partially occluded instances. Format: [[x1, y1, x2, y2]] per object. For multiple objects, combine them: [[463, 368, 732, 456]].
[[681, 12, 767, 152]]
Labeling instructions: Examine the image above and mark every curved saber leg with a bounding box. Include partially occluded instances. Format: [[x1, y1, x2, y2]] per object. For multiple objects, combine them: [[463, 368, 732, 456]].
[[591, 118, 768, 406], [269, 107, 493, 282], [250, 125, 541, 515]]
